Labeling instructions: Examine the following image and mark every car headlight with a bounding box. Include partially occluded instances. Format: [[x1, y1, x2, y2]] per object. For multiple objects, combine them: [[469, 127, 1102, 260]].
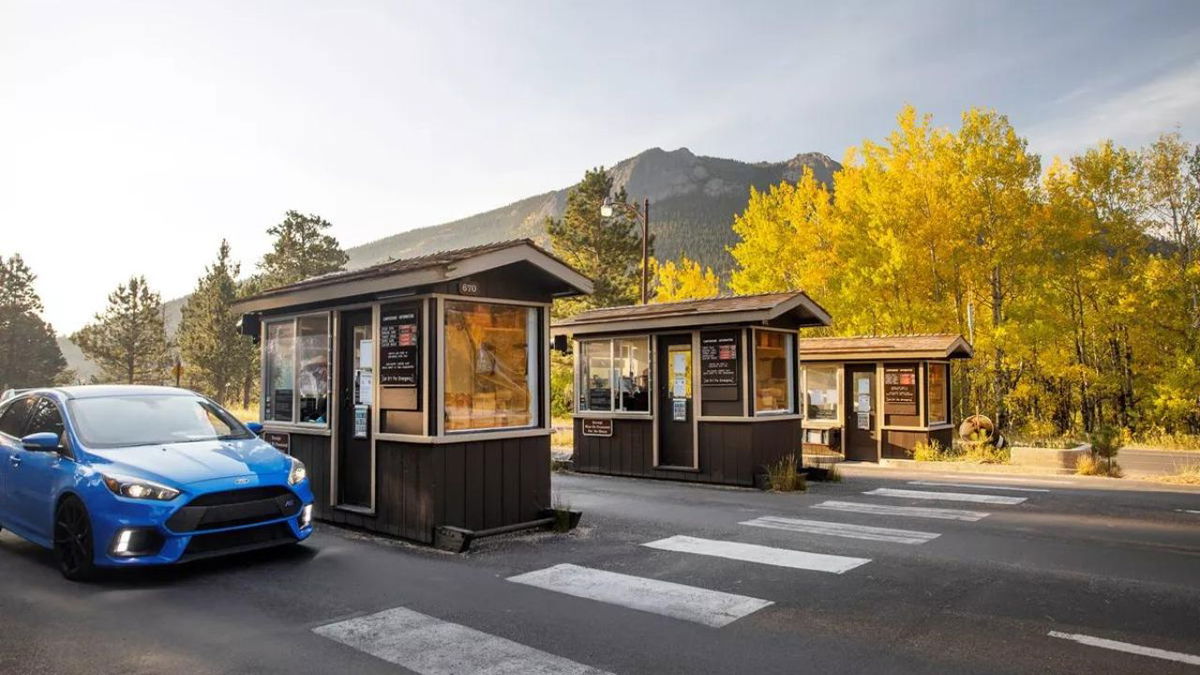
[[288, 457, 307, 486], [102, 475, 181, 501]]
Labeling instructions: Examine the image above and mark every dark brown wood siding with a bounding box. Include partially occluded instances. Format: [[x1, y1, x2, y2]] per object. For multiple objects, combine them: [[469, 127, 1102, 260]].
[[292, 433, 549, 544], [882, 429, 927, 459], [573, 417, 801, 487]]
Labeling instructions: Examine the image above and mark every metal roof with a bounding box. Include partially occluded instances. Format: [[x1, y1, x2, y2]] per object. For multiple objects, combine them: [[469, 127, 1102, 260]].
[[552, 291, 832, 335], [799, 334, 974, 361], [232, 239, 593, 315]]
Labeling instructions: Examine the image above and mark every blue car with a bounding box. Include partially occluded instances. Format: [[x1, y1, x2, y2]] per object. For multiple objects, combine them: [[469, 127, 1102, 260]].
[[0, 385, 314, 580]]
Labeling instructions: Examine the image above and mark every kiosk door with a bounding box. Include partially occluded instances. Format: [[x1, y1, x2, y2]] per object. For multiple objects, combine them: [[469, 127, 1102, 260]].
[[657, 334, 695, 468], [844, 364, 879, 461], [337, 309, 373, 508]]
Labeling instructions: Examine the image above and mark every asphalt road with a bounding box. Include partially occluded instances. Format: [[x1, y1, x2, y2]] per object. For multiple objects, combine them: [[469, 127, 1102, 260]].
[[1, 470, 1198, 674]]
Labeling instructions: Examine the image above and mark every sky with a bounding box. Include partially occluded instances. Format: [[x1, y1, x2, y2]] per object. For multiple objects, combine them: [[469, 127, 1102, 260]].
[[2, 0, 1199, 333]]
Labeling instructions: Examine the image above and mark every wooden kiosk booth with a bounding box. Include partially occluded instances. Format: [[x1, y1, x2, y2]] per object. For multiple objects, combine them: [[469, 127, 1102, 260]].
[[797, 335, 974, 462], [553, 292, 831, 487], [232, 240, 592, 544]]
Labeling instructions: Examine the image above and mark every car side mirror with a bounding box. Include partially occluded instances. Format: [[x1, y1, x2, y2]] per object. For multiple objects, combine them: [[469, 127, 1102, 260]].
[[21, 432, 60, 452], [246, 421, 264, 435]]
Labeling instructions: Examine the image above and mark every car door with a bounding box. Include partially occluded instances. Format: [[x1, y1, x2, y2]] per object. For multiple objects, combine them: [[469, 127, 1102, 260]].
[[0, 396, 37, 530], [11, 398, 71, 540]]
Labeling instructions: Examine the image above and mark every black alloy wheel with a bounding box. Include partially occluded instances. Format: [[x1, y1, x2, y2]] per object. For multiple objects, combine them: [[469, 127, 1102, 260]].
[[54, 497, 97, 581]]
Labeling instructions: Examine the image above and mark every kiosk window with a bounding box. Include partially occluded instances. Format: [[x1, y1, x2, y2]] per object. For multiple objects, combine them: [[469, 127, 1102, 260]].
[[613, 338, 650, 412], [264, 315, 330, 426], [928, 363, 948, 424], [754, 331, 794, 414], [577, 338, 650, 413], [444, 301, 538, 431], [297, 315, 330, 424], [579, 341, 612, 412], [804, 365, 839, 421]]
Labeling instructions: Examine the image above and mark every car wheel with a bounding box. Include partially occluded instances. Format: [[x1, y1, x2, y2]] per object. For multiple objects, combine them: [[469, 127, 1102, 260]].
[[54, 497, 97, 582]]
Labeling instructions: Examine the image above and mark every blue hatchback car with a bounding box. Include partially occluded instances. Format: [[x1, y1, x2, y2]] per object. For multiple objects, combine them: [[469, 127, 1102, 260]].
[[0, 385, 314, 580]]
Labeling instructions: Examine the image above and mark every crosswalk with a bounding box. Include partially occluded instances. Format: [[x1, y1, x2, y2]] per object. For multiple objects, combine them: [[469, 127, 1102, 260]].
[[313, 477, 1047, 672]]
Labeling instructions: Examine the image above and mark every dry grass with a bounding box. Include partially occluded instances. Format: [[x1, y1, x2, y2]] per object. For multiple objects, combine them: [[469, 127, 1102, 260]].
[[765, 454, 806, 492], [912, 439, 1009, 464], [1157, 462, 1200, 485], [223, 404, 259, 424], [1075, 453, 1123, 478], [1128, 432, 1200, 452]]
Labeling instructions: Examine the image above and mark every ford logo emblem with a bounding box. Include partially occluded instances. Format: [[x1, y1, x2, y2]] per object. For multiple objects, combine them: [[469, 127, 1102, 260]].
[[284, 499, 297, 508], [234, 477, 251, 485]]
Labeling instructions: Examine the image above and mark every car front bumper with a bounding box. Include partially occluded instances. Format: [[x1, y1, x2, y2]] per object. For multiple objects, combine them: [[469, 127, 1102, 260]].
[[90, 478, 315, 567]]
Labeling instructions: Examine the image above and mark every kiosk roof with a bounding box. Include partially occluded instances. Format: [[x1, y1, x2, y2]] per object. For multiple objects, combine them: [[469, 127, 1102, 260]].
[[799, 334, 974, 361], [552, 291, 831, 335]]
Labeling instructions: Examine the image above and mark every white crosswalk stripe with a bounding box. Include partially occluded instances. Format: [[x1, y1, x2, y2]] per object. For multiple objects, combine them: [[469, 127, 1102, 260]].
[[908, 480, 1050, 493], [643, 534, 872, 573], [813, 500, 990, 522], [314, 606, 611, 675], [864, 487, 1026, 505], [740, 515, 941, 545], [508, 563, 773, 628]]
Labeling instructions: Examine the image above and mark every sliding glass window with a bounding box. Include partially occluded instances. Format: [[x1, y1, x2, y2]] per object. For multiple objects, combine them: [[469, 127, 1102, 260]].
[[263, 314, 330, 426], [577, 337, 650, 413]]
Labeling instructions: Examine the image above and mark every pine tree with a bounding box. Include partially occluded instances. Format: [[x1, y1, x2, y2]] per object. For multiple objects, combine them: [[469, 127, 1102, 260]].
[[546, 168, 651, 316], [0, 254, 67, 388], [73, 276, 172, 384], [178, 241, 257, 404], [258, 210, 349, 288]]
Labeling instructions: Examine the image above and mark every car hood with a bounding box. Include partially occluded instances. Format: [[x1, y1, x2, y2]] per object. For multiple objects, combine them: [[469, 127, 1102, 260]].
[[85, 438, 292, 487]]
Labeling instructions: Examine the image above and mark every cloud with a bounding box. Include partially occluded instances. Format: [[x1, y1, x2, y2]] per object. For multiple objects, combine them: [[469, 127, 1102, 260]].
[[1028, 60, 1200, 159]]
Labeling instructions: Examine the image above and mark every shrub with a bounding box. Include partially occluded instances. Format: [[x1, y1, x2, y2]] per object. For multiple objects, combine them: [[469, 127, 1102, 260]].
[[765, 454, 806, 492], [912, 440, 948, 462], [1089, 425, 1123, 476], [1075, 452, 1123, 478], [961, 443, 1011, 464]]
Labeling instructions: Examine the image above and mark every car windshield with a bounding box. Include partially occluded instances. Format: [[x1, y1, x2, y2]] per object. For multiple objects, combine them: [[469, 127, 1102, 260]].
[[67, 395, 253, 449]]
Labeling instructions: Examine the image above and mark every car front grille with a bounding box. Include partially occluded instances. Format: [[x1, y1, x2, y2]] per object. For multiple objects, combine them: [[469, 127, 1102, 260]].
[[167, 486, 302, 533], [180, 523, 297, 561]]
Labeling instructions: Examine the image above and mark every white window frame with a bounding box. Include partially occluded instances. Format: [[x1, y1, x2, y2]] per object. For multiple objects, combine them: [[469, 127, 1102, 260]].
[[441, 299, 540, 434], [801, 363, 842, 426], [752, 328, 795, 416], [575, 336, 653, 415], [260, 312, 332, 429]]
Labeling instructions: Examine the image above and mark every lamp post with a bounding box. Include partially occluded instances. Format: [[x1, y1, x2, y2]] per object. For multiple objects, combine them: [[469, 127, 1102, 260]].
[[600, 196, 650, 304]]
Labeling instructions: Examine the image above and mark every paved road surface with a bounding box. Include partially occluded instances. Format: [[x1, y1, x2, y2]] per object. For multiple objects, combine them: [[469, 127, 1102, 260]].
[[1, 470, 1198, 674], [1122, 448, 1199, 475]]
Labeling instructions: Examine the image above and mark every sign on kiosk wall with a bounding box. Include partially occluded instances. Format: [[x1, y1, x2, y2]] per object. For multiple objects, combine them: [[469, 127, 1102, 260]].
[[581, 418, 613, 437], [699, 330, 740, 401], [379, 304, 421, 410], [883, 365, 918, 415]]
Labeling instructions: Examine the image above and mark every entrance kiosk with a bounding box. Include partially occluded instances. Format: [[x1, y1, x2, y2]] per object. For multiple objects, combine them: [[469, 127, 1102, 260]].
[[233, 240, 592, 543], [553, 292, 831, 487], [797, 335, 974, 461]]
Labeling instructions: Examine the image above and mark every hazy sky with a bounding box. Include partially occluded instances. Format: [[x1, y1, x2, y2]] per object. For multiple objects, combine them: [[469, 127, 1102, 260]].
[[3, 0, 1199, 332]]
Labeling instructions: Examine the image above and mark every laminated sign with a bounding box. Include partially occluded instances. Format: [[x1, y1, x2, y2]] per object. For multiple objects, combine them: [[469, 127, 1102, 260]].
[[883, 366, 918, 415], [379, 305, 420, 387]]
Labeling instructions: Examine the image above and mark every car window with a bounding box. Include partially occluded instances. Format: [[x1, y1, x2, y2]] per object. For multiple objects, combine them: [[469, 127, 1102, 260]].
[[25, 399, 66, 449], [0, 396, 35, 437], [67, 395, 252, 449]]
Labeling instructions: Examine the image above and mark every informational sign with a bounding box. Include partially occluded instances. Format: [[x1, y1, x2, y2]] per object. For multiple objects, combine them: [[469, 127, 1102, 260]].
[[672, 398, 687, 421], [883, 365, 918, 415], [357, 370, 374, 406], [358, 339, 374, 369], [379, 305, 420, 388], [262, 431, 290, 454], [271, 389, 293, 422], [581, 418, 613, 437], [699, 332, 739, 387], [588, 388, 612, 410], [856, 411, 872, 430], [354, 404, 369, 439]]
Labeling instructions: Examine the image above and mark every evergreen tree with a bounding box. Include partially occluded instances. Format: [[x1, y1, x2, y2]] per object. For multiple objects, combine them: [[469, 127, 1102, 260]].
[[178, 241, 257, 404], [73, 276, 172, 384], [258, 210, 349, 288], [546, 168, 651, 316], [0, 254, 67, 388]]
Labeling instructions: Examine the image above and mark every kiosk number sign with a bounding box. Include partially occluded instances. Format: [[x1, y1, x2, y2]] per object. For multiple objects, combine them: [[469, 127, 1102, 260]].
[[379, 305, 420, 387]]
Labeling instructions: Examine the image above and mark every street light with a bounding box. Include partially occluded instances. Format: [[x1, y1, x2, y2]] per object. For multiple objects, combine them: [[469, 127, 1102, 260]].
[[600, 196, 650, 304]]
